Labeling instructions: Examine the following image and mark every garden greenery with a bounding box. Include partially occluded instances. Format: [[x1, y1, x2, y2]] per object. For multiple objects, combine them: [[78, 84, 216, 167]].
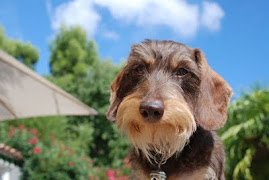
[[219, 89, 269, 180]]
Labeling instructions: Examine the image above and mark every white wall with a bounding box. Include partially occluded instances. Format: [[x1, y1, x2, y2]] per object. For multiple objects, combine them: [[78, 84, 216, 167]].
[[0, 159, 21, 180]]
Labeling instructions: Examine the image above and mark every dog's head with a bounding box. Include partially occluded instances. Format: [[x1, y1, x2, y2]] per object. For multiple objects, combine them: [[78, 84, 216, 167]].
[[107, 40, 232, 162]]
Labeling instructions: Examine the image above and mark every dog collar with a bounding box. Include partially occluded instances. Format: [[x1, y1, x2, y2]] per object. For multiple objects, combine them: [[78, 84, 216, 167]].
[[150, 170, 167, 180], [149, 153, 167, 180]]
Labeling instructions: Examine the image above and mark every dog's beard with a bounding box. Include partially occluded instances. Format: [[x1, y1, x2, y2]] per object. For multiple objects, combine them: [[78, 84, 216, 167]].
[[116, 96, 196, 164]]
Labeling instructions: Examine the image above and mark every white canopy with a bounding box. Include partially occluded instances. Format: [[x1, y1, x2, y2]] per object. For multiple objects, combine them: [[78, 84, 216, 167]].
[[0, 50, 97, 121]]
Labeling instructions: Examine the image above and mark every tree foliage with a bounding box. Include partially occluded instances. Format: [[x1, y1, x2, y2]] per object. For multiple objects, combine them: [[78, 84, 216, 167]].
[[48, 25, 129, 166], [219, 89, 269, 180], [49, 26, 97, 77], [0, 27, 39, 69]]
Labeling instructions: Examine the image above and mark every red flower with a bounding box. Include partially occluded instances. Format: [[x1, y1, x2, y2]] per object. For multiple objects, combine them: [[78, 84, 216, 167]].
[[28, 138, 38, 145], [107, 169, 115, 179], [69, 161, 74, 167], [10, 127, 16, 132], [33, 147, 41, 154], [8, 132, 14, 137], [124, 157, 131, 168], [19, 124, 24, 132], [31, 129, 38, 135]]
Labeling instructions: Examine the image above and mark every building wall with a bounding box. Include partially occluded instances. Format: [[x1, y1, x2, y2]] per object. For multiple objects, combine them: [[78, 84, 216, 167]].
[[0, 159, 21, 180]]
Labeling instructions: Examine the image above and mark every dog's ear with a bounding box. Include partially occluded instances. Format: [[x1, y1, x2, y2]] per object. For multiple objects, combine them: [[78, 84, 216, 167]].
[[106, 70, 125, 121], [194, 49, 232, 130]]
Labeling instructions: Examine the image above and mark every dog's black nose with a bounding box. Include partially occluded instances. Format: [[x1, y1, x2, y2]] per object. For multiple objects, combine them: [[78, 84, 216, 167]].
[[139, 101, 164, 122]]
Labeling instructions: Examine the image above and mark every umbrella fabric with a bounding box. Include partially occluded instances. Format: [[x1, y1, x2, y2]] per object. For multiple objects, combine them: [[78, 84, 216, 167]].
[[0, 50, 97, 121]]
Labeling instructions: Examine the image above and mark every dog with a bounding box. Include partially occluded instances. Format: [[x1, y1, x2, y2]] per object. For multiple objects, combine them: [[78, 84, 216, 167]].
[[107, 40, 232, 180]]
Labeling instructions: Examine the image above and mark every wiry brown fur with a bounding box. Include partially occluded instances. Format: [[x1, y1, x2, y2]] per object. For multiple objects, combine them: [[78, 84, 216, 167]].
[[129, 128, 225, 180], [107, 40, 232, 180], [117, 93, 196, 164]]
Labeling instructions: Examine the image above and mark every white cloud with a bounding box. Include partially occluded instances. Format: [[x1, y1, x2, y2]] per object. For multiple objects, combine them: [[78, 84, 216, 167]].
[[102, 31, 120, 40], [49, 0, 225, 38], [94, 0, 199, 37], [201, 1, 225, 31], [50, 0, 100, 37]]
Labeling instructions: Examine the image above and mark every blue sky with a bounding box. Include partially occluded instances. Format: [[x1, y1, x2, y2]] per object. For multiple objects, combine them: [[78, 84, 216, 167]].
[[0, 0, 268, 97]]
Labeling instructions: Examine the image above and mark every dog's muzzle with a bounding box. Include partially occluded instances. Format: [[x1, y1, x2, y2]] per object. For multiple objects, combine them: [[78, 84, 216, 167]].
[[116, 95, 197, 163]]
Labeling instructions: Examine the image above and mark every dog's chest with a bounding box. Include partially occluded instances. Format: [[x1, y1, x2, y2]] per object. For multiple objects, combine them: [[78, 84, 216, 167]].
[[133, 167, 216, 180], [168, 167, 216, 180]]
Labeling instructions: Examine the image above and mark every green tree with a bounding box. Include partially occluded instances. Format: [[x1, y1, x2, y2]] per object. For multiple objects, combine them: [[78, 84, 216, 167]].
[[0, 27, 39, 69], [219, 89, 269, 180], [48, 25, 129, 166], [49, 25, 97, 77]]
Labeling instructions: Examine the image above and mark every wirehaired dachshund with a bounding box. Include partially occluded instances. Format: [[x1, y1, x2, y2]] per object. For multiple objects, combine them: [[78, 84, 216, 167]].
[[107, 40, 232, 180]]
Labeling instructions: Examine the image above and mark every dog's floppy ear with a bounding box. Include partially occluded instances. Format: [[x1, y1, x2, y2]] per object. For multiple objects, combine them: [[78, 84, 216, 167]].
[[194, 49, 232, 130], [106, 70, 125, 121]]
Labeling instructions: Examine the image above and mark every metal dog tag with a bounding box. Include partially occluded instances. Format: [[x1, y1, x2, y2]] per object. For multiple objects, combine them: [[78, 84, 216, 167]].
[[150, 171, 166, 180]]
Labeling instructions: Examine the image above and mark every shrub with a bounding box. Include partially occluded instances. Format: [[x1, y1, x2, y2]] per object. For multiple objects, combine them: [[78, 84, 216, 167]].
[[0, 124, 95, 179], [219, 89, 269, 180]]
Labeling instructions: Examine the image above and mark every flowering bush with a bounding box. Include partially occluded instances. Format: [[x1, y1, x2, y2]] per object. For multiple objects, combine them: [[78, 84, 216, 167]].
[[1, 125, 41, 159], [0, 124, 131, 179], [21, 144, 95, 180], [0, 124, 96, 179], [88, 166, 130, 180]]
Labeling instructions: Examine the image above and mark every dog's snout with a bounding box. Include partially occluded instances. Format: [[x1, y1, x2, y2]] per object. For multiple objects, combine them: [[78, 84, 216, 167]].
[[139, 101, 164, 122]]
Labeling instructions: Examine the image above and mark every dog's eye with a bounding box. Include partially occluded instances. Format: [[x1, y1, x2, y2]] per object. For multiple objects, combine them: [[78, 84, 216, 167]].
[[176, 68, 188, 76], [135, 65, 147, 75]]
